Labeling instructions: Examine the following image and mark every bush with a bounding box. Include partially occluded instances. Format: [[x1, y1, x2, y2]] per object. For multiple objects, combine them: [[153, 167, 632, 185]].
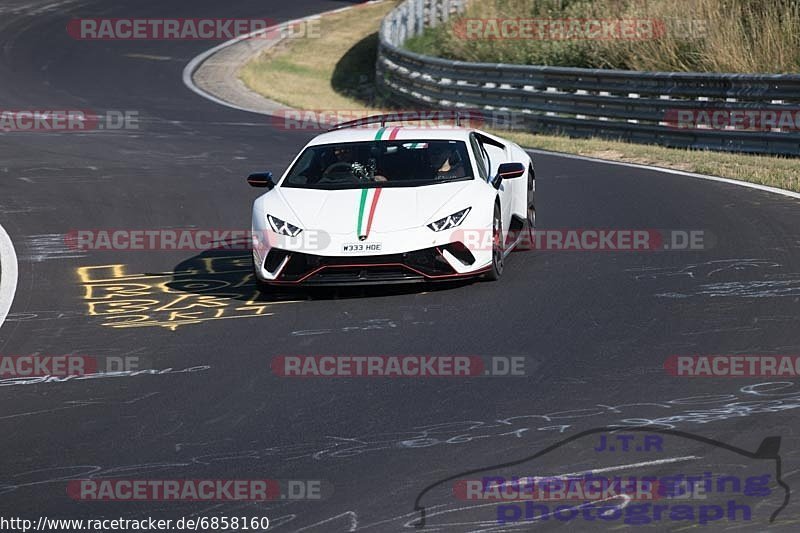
[[404, 0, 800, 73]]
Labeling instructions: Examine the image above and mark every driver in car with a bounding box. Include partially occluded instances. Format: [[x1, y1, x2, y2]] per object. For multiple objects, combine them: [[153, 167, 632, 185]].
[[429, 144, 466, 180], [324, 145, 388, 182]]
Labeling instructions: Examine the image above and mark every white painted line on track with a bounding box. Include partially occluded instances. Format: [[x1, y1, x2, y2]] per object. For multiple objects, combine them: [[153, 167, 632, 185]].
[[496, 455, 700, 489], [526, 147, 800, 201], [561, 455, 700, 477], [0, 222, 18, 331]]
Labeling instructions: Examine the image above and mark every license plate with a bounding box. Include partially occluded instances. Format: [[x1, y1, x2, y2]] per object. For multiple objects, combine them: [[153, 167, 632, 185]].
[[342, 242, 382, 253]]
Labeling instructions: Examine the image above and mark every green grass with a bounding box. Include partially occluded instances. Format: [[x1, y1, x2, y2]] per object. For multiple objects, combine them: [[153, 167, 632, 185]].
[[405, 0, 800, 73], [239, 2, 397, 110]]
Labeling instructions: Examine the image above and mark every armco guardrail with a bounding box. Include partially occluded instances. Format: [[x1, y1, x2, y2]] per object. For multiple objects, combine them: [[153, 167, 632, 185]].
[[377, 0, 800, 156]]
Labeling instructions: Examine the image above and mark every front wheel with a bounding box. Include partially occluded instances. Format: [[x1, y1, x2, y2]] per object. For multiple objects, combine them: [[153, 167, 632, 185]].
[[483, 203, 504, 281], [527, 191, 536, 230]]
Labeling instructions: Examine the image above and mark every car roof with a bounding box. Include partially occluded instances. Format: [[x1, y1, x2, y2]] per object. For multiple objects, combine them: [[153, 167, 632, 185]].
[[307, 126, 476, 146]]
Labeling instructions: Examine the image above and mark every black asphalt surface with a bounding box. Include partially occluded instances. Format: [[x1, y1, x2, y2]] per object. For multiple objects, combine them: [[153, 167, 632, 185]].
[[1, 0, 800, 531]]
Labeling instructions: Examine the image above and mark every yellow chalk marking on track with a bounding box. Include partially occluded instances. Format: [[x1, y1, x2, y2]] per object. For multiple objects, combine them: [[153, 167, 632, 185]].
[[75, 255, 301, 331]]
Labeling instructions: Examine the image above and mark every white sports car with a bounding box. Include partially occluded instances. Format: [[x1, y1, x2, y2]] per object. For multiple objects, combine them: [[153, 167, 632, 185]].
[[248, 115, 535, 286]]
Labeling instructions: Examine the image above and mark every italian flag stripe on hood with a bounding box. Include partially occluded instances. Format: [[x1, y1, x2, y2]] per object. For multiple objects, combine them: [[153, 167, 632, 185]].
[[356, 188, 383, 239]]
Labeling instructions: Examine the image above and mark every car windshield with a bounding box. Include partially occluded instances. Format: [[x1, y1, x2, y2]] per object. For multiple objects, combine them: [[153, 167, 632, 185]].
[[281, 139, 473, 189]]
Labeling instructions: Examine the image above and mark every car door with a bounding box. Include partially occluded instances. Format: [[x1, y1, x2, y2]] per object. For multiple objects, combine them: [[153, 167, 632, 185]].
[[470, 133, 514, 235]]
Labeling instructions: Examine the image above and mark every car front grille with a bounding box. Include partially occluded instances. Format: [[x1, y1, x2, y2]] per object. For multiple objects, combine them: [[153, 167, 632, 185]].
[[266, 246, 457, 283]]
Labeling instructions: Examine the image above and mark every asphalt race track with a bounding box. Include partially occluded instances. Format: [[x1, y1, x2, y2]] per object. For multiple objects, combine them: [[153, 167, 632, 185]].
[[1, 0, 800, 531]]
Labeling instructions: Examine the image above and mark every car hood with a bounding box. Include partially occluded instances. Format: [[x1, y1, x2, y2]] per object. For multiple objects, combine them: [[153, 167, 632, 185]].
[[271, 181, 477, 235]]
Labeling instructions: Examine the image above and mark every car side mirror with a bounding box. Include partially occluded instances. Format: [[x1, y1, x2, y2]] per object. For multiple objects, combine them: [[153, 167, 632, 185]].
[[247, 172, 275, 188], [492, 162, 525, 189]]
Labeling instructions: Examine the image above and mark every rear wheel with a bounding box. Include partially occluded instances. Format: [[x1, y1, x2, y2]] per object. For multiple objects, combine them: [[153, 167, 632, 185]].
[[521, 164, 536, 250], [528, 164, 536, 226], [484, 203, 504, 281]]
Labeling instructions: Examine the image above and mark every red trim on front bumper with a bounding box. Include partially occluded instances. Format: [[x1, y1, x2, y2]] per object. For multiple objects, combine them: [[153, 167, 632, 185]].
[[265, 261, 490, 285]]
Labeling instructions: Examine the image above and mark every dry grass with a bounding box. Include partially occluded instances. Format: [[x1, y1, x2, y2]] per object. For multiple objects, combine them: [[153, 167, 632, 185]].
[[239, 1, 398, 109], [405, 0, 800, 73], [239, 0, 800, 193]]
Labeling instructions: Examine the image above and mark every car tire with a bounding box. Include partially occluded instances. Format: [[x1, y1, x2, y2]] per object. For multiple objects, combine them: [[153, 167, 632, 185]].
[[484, 203, 504, 281], [519, 164, 536, 251], [527, 171, 536, 230]]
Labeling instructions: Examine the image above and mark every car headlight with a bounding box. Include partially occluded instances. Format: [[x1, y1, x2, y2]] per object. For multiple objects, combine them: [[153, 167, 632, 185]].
[[427, 207, 471, 232], [266, 214, 303, 237]]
